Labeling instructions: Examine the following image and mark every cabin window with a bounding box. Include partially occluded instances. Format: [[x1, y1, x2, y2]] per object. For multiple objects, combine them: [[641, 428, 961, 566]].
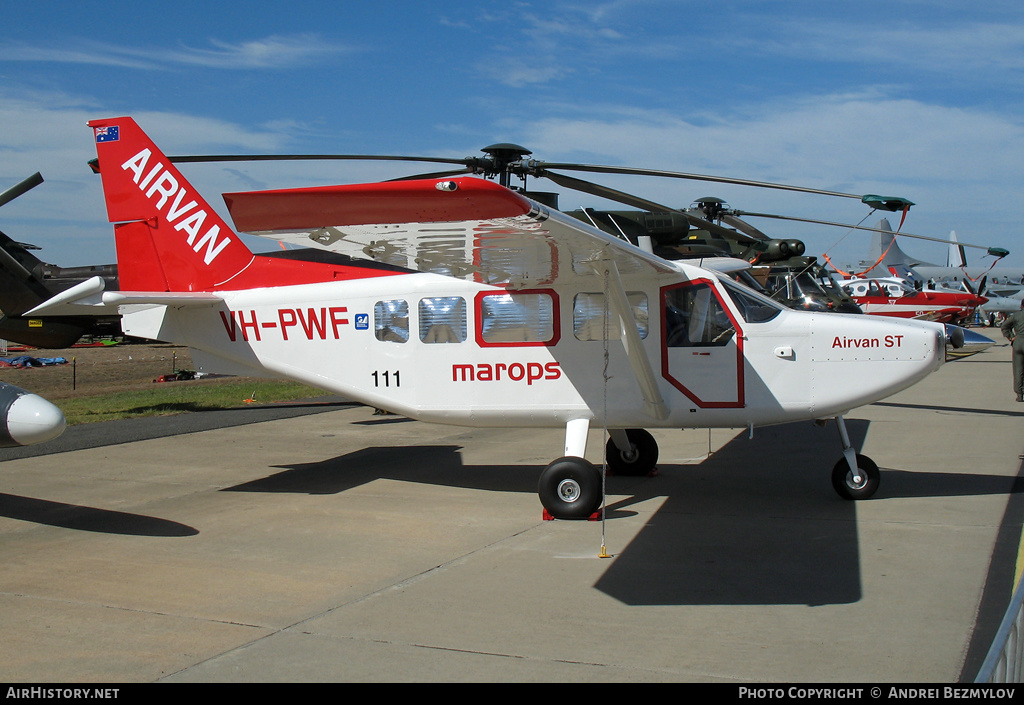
[[663, 281, 736, 347], [374, 300, 409, 343], [418, 296, 467, 344], [477, 291, 557, 345], [572, 292, 649, 341]]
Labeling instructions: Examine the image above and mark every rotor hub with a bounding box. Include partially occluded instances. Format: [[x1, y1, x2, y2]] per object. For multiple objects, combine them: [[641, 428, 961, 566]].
[[478, 144, 533, 186]]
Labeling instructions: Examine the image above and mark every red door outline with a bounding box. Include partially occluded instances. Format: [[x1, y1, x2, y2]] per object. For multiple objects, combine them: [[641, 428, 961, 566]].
[[661, 279, 745, 408]]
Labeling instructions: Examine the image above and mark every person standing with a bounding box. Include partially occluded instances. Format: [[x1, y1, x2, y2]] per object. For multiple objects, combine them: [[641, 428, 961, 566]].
[[1001, 300, 1024, 402]]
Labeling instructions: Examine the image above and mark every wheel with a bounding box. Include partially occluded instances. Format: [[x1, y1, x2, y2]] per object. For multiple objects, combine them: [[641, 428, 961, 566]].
[[831, 454, 880, 500], [538, 457, 603, 519], [605, 428, 659, 476]]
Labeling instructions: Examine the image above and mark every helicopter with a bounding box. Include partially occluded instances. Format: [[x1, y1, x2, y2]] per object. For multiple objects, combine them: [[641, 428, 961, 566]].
[[0, 173, 121, 348], [168, 141, 917, 310]]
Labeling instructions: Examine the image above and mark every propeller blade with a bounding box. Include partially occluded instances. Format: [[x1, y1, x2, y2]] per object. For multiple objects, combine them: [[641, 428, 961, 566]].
[[540, 169, 755, 243], [537, 162, 866, 201], [0, 173, 44, 210]]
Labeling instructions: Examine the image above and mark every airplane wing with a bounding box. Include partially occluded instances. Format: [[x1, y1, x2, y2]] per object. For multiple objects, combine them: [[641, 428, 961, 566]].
[[223, 177, 680, 287]]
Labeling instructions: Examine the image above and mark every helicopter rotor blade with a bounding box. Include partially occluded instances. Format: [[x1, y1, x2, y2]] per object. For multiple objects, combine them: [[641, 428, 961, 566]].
[[0, 172, 44, 210], [169, 153, 478, 168], [733, 210, 1000, 251], [540, 169, 756, 243], [167, 149, 913, 212], [717, 212, 770, 241], [540, 169, 679, 213], [386, 168, 474, 182], [536, 162, 866, 201]]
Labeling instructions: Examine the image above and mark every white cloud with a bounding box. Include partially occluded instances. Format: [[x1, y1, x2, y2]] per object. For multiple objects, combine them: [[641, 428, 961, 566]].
[[729, 17, 1024, 86], [506, 92, 1024, 266], [0, 34, 352, 71], [0, 88, 307, 263]]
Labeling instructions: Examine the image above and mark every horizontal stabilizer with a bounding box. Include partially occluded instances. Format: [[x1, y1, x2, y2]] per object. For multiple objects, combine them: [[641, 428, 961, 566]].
[[27, 276, 222, 316]]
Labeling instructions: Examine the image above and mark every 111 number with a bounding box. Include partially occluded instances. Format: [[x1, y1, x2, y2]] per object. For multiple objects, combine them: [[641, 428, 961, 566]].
[[371, 370, 401, 388]]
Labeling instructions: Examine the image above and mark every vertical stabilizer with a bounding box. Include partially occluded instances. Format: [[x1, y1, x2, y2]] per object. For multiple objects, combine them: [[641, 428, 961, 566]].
[[864, 217, 933, 277], [88, 117, 254, 292], [946, 231, 967, 268]]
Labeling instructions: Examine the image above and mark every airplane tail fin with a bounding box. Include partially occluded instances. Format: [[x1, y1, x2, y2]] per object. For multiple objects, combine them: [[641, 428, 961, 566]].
[[88, 117, 255, 292], [864, 218, 920, 274], [946, 231, 967, 268]]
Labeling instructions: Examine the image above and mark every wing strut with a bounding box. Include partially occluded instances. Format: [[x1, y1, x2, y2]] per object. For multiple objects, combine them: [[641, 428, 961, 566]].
[[592, 259, 669, 421]]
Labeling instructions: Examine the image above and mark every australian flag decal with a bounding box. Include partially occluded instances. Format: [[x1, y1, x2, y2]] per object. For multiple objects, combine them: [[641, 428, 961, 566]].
[[94, 126, 119, 143]]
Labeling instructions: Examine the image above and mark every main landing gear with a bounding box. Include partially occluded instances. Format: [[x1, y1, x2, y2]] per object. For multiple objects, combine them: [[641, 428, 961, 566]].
[[830, 415, 880, 500], [538, 416, 879, 517], [538, 456, 604, 520], [538, 420, 660, 520]]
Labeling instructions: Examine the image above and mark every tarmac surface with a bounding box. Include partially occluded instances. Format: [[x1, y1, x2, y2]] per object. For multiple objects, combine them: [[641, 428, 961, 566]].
[[0, 330, 1022, 683]]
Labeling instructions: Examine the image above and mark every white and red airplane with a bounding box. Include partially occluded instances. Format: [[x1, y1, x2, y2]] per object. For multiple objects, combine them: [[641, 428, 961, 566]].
[[30, 117, 950, 518], [839, 277, 986, 325]]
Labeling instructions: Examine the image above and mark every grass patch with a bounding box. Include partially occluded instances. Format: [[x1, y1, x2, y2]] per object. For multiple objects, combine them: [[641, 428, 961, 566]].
[[56, 380, 327, 425]]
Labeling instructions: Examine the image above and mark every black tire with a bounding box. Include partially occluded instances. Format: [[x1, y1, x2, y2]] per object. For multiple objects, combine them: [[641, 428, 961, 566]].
[[538, 457, 603, 519], [831, 454, 880, 500], [605, 428, 659, 476]]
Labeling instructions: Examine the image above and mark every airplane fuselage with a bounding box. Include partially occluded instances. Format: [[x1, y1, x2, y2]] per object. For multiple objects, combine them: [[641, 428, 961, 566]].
[[129, 264, 945, 431]]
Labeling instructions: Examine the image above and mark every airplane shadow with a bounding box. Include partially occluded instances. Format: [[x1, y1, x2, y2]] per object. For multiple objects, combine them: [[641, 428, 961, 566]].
[[225, 419, 1021, 607], [0, 493, 198, 537], [228, 444, 537, 496], [874, 401, 1024, 419]]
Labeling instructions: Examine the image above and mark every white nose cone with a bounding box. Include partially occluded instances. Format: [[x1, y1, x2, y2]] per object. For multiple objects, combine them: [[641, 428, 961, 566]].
[[7, 393, 66, 446]]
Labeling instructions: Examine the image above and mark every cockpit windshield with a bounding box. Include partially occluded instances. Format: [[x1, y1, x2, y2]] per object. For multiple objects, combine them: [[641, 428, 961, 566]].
[[717, 277, 783, 323]]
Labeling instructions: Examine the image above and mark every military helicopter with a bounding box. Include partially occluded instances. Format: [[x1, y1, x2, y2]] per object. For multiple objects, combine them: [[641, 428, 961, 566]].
[[0, 173, 120, 347], [167, 142, 909, 313], [689, 197, 865, 312]]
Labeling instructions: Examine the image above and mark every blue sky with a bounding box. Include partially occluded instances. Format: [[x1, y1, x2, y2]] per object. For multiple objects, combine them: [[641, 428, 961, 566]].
[[1, 0, 1023, 272]]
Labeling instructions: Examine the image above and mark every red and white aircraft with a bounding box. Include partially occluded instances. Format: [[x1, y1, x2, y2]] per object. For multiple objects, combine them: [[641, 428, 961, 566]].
[[839, 277, 986, 325], [31, 117, 949, 518]]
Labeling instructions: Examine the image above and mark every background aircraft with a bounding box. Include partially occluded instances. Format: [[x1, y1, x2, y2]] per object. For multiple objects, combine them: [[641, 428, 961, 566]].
[[861, 220, 1023, 286], [0, 380, 65, 447], [0, 174, 120, 348], [567, 197, 863, 314], [838, 277, 986, 326], [972, 283, 1024, 321]]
